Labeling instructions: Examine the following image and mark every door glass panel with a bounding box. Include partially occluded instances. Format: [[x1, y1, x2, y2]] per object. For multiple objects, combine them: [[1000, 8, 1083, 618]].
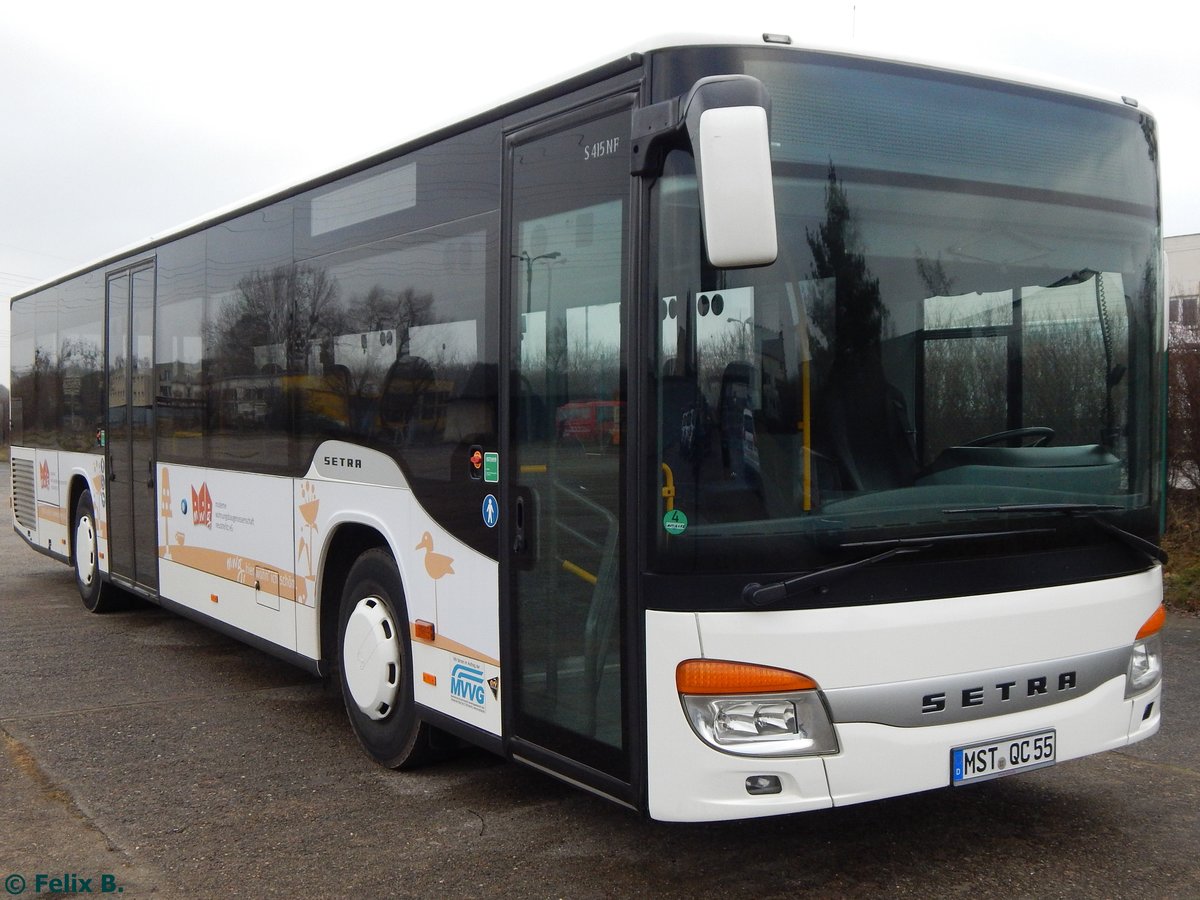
[[509, 105, 630, 775], [131, 265, 158, 588], [106, 273, 133, 579], [105, 265, 157, 588]]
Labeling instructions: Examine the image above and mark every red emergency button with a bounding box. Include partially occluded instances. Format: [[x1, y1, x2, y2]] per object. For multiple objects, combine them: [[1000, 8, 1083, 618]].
[[468, 445, 484, 480]]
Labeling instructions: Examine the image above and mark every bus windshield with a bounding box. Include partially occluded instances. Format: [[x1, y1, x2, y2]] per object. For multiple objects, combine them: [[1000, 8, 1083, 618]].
[[651, 50, 1163, 576]]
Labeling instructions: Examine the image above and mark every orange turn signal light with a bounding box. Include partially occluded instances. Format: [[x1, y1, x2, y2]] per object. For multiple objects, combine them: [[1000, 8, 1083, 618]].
[[676, 659, 818, 695], [1136, 604, 1166, 640], [413, 620, 436, 642]]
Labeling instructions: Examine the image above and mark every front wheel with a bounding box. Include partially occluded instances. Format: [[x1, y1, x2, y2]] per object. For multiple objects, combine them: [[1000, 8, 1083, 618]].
[[73, 491, 113, 613], [337, 548, 435, 769]]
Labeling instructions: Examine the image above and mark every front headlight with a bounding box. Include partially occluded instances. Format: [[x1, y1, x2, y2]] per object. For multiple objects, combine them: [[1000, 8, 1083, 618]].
[[1125, 632, 1163, 698], [1125, 605, 1165, 699], [677, 659, 839, 757]]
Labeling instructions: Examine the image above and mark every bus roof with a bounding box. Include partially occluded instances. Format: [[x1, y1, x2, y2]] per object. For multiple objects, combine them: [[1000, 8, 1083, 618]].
[[12, 32, 1145, 305]]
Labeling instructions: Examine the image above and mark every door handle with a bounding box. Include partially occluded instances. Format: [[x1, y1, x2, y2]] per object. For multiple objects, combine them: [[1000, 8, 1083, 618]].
[[513, 495, 527, 553]]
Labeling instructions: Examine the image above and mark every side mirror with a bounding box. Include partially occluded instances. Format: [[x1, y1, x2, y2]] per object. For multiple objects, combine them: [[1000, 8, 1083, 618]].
[[685, 77, 778, 268], [632, 75, 778, 269]]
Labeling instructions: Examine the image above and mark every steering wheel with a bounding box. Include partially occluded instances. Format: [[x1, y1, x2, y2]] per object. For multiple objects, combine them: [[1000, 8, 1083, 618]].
[[963, 426, 1055, 448]]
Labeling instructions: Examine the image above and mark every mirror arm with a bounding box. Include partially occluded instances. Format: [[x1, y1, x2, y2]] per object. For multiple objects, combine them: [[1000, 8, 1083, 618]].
[[632, 74, 777, 269], [631, 97, 683, 177], [681, 75, 772, 144], [630, 76, 772, 177]]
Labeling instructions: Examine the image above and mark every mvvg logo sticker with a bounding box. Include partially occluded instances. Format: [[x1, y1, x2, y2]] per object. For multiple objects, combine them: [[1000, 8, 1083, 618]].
[[450, 663, 486, 708], [190, 482, 213, 529]]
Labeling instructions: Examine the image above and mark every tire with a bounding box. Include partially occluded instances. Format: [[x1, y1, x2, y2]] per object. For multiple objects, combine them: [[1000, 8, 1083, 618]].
[[73, 491, 113, 613], [337, 548, 434, 769]]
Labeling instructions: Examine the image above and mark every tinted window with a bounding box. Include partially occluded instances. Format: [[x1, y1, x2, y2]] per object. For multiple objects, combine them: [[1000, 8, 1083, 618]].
[[10, 297, 35, 446], [295, 124, 501, 259], [204, 202, 296, 473], [156, 235, 207, 463], [56, 274, 105, 452], [300, 214, 500, 552], [34, 290, 59, 447], [650, 51, 1162, 580]]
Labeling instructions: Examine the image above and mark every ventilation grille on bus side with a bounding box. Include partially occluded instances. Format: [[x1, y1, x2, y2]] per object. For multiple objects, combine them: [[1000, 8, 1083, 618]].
[[11, 458, 37, 531]]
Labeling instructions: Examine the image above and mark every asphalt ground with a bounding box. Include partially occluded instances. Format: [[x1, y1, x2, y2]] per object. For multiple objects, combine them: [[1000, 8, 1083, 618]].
[[1, 463, 1198, 899]]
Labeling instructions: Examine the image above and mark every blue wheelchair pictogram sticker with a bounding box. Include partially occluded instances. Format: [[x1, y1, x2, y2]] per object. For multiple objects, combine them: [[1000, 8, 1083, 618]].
[[482, 494, 499, 528]]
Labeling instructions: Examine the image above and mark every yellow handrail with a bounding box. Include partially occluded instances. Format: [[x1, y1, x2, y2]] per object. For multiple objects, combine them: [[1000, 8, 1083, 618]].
[[661, 462, 676, 512], [561, 559, 598, 585]]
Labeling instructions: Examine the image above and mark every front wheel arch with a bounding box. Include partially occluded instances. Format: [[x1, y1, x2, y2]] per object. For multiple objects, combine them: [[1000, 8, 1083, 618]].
[[318, 523, 388, 669]]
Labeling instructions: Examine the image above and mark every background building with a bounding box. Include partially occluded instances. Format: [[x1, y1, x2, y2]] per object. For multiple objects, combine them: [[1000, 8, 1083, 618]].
[[1168, 234, 1200, 325]]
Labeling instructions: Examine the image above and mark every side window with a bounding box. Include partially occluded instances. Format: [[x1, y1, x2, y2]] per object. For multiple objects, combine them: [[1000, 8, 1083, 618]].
[[10, 297, 36, 446], [156, 235, 207, 463], [307, 218, 497, 482], [204, 203, 297, 473], [294, 125, 501, 258], [56, 275, 105, 453], [34, 290, 59, 448]]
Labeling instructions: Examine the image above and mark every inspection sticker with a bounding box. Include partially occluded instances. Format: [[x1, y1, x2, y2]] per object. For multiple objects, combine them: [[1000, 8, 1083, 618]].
[[663, 508, 688, 535]]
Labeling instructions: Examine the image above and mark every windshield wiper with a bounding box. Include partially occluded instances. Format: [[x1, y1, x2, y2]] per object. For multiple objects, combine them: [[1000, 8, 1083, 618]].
[[741, 528, 1051, 608], [743, 546, 923, 607], [943, 503, 1166, 565]]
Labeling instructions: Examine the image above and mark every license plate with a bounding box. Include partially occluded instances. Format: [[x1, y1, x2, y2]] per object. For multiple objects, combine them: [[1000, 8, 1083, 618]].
[[952, 729, 1056, 785]]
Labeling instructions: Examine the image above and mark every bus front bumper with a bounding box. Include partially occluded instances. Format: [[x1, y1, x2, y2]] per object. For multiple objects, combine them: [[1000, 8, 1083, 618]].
[[644, 594, 1161, 823]]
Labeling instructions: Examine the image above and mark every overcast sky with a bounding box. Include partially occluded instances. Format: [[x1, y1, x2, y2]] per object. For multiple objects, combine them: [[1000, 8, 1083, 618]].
[[3, 0, 1197, 386]]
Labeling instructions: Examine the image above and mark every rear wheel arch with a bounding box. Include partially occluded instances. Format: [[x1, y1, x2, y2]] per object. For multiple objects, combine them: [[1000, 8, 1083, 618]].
[[67, 474, 92, 567]]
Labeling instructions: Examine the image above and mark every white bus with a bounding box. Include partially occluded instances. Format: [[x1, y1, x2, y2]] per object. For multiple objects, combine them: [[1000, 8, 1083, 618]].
[[8, 34, 1165, 821]]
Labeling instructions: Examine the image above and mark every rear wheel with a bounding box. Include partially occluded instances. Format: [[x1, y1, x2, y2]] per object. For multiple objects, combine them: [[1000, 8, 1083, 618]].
[[337, 548, 435, 768], [73, 491, 113, 613]]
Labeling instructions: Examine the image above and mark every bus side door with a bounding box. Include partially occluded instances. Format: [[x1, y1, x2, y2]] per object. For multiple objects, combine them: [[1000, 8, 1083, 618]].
[[503, 95, 636, 802], [105, 261, 159, 591]]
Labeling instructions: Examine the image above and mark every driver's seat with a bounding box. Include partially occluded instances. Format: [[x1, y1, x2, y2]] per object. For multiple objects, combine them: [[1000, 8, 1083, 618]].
[[816, 363, 918, 492]]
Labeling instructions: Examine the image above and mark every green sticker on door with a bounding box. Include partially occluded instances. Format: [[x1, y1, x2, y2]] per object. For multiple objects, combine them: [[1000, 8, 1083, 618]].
[[483, 451, 499, 484], [662, 508, 689, 535]]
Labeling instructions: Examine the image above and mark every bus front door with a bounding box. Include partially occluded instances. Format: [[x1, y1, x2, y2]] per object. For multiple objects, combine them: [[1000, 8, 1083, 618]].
[[504, 97, 635, 802], [105, 261, 159, 592]]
